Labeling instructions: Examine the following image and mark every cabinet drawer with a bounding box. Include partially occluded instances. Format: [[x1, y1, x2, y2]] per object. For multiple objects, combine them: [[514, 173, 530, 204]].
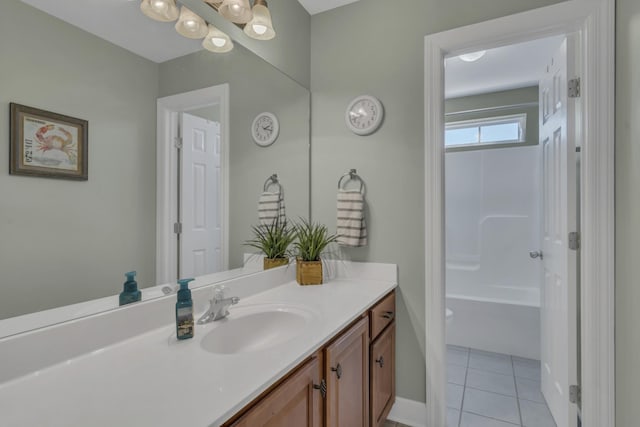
[[369, 291, 395, 340]]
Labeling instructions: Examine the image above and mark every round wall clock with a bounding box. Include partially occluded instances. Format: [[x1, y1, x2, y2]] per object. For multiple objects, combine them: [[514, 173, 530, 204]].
[[251, 112, 279, 146], [345, 95, 384, 136]]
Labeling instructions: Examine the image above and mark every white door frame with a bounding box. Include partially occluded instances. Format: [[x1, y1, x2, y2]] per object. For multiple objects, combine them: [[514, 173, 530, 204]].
[[156, 84, 230, 285], [424, 0, 614, 426]]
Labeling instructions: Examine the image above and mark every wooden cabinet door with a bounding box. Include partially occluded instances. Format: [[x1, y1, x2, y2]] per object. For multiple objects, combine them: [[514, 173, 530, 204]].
[[325, 316, 370, 427], [370, 322, 395, 427], [231, 356, 323, 427]]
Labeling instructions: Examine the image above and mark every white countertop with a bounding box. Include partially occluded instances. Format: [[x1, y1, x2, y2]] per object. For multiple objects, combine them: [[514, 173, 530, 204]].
[[0, 273, 396, 427]]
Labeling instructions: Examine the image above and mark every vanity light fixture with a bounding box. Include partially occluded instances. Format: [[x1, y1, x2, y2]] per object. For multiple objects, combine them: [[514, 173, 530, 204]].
[[218, 0, 253, 24], [202, 24, 234, 53], [244, 0, 275, 40], [140, 0, 179, 22], [458, 50, 486, 62], [175, 6, 209, 39]]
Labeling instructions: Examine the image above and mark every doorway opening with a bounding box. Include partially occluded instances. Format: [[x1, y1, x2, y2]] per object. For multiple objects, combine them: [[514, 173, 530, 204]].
[[443, 35, 576, 427], [156, 84, 230, 285], [423, 1, 614, 427]]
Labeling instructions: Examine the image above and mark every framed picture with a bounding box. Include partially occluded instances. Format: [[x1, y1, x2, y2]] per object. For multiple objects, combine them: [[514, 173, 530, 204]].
[[10, 103, 88, 180]]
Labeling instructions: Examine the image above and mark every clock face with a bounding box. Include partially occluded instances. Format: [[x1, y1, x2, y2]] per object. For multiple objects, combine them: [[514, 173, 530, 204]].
[[345, 95, 384, 135], [251, 112, 279, 146]]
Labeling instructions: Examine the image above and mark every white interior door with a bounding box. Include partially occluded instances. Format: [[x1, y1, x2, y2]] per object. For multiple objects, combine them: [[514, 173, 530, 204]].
[[539, 38, 578, 427], [179, 112, 222, 278]]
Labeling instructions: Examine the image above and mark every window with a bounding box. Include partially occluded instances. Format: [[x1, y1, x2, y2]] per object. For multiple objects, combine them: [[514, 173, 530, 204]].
[[445, 113, 527, 148]]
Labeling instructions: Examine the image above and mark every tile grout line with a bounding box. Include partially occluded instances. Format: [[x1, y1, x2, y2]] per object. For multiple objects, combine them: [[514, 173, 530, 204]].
[[512, 355, 525, 426], [449, 347, 551, 427], [464, 384, 519, 399], [457, 347, 470, 427]]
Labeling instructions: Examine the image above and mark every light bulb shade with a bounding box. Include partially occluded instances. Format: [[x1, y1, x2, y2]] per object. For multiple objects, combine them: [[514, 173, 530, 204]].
[[244, 1, 275, 40], [202, 25, 234, 53], [458, 50, 486, 62], [175, 6, 208, 39], [140, 0, 179, 22], [219, 0, 253, 24]]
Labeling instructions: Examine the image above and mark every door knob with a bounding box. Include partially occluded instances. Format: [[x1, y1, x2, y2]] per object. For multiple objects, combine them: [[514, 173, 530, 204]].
[[529, 251, 543, 260], [375, 356, 384, 368]]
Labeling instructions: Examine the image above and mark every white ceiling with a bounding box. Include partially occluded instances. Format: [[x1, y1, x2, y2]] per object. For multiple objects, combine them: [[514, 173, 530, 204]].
[[297, 0, 360, 15], [445, 36, 565, 99], [21, 0, 203, 63]]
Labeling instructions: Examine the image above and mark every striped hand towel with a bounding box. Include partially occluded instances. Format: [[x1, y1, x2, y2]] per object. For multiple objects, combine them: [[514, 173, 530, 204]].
[[258, 190, 286, 226], [337, 189, 367, 247]]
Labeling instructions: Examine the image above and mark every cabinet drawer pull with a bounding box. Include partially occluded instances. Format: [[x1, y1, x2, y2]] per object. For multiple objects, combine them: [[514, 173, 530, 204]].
[[375, 356, 384, 368], [313, 379, 327, 398], [382, 311, 395, 320], [331, 363, 342, 379]]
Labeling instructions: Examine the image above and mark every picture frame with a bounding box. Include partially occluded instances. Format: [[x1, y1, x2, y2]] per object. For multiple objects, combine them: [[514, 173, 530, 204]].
[[10, 103, 88, 180]]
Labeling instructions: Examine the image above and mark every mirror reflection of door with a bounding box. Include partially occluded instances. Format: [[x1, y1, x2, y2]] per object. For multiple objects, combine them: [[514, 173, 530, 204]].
[[178, 112, 223, 279]]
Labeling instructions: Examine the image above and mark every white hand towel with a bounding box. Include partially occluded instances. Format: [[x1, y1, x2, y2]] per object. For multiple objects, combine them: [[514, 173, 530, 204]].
[[337, 189, 367, 247], [258, 190, 286, 226]]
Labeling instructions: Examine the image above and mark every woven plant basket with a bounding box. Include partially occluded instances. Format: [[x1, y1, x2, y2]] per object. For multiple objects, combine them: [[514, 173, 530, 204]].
[[264, 257, 289, 270], [296, 259, 323, 285]]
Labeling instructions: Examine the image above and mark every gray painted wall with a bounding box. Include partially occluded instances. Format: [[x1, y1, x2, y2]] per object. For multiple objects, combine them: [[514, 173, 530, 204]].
[[189, 105, 221, 122], [310, 0, 563, 403], [615, 0, 639, 424], [445, 86, 539, 149], [158, 47, 310, 269], [0, 1, 159, 318]]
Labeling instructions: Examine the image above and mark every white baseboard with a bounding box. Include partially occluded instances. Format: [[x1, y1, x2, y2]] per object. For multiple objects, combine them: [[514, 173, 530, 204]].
[[387, 397, 427, 427]]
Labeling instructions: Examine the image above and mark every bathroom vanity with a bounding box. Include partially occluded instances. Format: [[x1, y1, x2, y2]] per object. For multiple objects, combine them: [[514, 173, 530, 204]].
[[0, 262, 396, 427], [224, 289, 396, 427]]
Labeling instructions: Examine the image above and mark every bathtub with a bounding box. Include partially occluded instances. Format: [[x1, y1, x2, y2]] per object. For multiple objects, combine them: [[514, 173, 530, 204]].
[[446, 283, 541, 360]]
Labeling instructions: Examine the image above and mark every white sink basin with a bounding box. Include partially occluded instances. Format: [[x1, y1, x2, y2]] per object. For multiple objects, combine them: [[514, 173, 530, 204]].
[[200, 303, 317, 354]]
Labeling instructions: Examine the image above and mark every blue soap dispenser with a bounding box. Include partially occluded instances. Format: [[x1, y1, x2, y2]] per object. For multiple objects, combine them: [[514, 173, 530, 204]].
[[119, 271, 141, 306], [176, 278, 195, 340]]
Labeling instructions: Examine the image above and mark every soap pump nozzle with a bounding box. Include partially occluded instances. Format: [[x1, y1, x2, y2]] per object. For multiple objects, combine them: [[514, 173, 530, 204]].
[[177, 278, 195, 301]]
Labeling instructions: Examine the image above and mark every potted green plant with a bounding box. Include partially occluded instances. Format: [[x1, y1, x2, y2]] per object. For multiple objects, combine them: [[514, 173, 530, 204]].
[[293, 218, 338, 285], [245, 220, 296, 270]]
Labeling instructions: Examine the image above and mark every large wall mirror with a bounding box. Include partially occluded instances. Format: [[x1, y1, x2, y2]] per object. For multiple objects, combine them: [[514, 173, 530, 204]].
[[0, 0, 310, 336]]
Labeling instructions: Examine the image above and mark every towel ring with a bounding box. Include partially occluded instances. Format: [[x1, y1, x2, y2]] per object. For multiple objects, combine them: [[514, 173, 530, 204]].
[[263, 174, 282, 192], [338, 169, 365, 193]]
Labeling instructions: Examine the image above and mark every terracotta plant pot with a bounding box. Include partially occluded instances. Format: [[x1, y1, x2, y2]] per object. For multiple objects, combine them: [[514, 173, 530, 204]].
[[264, 257, 289, 270], [296, 258, 323, 285]]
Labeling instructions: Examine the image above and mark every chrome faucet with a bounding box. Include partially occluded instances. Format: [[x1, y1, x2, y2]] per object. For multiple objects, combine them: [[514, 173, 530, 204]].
[[197, 285, 239, 324]]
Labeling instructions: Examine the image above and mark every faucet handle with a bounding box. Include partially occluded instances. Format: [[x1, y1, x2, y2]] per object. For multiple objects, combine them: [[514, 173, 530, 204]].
[[213, 285, 226, 300]]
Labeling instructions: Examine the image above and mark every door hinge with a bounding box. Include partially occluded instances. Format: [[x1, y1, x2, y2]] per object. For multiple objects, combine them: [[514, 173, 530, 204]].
[[313, 379, 327, 399], [569, 384, 581, 404], [568, 232, 580, 250], [568, 78, 581, 98], [174, 136, 183, 149], [174, 222, 182, 235]]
